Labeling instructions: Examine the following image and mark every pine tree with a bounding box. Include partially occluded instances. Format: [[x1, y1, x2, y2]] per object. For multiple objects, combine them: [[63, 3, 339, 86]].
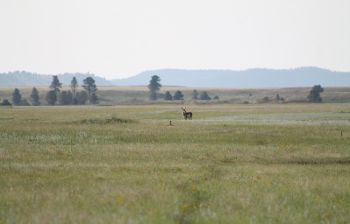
[[30, 87, 40, 106], [307, 85, 324, 102], [70, 77, 78, 104], [148, 75, 161, 100], [50, 76, 62, 94], [82, 77, 98, 104], [276, 94, 280, 102], [12, 88, 22, 105], [192, 90, 199, 100], [46, 90, 57, 105]]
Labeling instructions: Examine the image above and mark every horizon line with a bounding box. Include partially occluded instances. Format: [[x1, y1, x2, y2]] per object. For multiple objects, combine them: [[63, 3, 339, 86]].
[[1, 66, 350, 81]]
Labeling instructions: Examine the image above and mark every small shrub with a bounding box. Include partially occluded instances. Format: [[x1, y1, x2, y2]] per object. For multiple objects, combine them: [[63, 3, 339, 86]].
[[173, 91, 184, 100], [199, 91, 211, 100], [21, 99, 31, 106], [164, 91, 173, 100], [1, 99, 12, 106], [79, 117, 135, 125]]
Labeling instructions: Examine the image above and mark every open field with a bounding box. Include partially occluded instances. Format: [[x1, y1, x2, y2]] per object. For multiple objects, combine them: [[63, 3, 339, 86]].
[[1, 104, 350, 223], [1, 86, 350, 105]]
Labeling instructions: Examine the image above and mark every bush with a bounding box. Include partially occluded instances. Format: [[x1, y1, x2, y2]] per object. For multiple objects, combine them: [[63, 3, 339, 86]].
[[258, 96, 271, 103], [173, 91, 184, 100], [164, 91, 173, 100], [1, 99, 12, 106], [76, 91, 88, 105], [59, 91, 73, 105], [199, 92, 211, 100], [20, 99, 31, 106], [90, 93, 99, 104]]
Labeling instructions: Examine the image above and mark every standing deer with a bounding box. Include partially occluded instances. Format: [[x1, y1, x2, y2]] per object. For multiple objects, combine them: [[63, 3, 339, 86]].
[[182, 107, 192, 120]]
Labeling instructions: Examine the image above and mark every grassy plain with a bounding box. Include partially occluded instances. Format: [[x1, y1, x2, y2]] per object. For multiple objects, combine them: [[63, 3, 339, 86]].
[[1, 104, 350, 223]]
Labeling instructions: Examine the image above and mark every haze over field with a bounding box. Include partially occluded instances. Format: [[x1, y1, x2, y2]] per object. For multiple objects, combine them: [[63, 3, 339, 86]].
[[1, 0, 350, 79], [1, 67, 350, 88]]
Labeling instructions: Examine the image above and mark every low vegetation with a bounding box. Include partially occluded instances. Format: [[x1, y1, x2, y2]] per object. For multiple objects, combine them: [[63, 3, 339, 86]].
[[79, 117, 135, 125], [1, 104, 350, 223], [1, 86, 350, 106]]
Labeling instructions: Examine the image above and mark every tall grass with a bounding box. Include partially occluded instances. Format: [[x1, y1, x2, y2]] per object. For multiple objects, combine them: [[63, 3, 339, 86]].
[[0, 104, 350, 223]]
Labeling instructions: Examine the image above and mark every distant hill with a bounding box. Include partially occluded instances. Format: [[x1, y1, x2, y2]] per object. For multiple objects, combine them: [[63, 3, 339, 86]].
[[1, 67, 350, 88], [0, 71, 112, 87], [111, 67, 350, 88]]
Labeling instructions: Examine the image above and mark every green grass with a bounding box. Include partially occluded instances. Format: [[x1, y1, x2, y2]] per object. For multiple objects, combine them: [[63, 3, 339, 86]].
[[1, 104, 350, 223]]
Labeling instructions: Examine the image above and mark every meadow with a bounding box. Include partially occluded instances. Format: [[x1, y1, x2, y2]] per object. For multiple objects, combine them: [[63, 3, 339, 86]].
[[1, 104, 350, 223]]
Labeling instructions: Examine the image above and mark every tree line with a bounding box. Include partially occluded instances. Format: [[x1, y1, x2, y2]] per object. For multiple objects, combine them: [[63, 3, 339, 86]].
[[148, 75, 219, 101], [147, 75, 324, 103], [0, 74, 325, 105], [1, 76, 98, 106]]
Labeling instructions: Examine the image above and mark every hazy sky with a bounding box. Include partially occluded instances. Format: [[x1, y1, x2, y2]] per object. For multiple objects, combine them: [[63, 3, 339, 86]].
[[0, 0, 349, 79]]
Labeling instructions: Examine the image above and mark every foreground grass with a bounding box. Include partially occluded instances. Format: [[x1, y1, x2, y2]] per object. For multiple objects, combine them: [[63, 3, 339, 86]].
[[1, 104, 350, 223]]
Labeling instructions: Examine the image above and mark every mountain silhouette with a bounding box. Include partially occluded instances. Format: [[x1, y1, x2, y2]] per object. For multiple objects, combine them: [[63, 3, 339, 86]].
[[111, 67, 350, 88], [1, 67, 350, 88], [0, 71, 111, 87]]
